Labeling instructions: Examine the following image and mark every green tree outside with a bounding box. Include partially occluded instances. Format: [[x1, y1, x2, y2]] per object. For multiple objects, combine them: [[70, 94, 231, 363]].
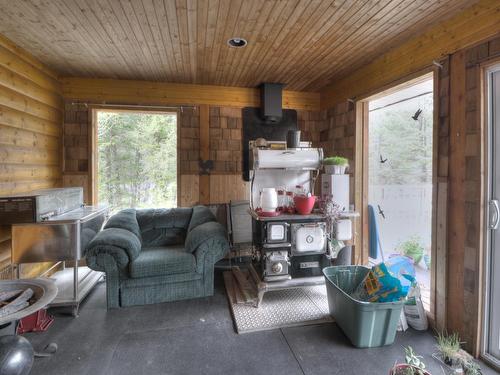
[[369, 94, 433, 185], [97, 111, 177, 211]]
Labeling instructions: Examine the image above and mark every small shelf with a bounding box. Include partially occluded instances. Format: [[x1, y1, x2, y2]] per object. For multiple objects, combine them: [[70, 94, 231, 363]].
[[48, 266, 103, 314]]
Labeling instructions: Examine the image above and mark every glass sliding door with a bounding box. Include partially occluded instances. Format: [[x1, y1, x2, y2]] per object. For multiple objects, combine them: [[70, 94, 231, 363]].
[[485, 64, 500, 367], [367, 77, 434, 311]]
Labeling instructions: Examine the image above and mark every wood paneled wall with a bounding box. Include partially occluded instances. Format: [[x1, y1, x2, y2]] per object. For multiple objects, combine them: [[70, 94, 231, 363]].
[[320, 0, 500, 109], [321, 23, 500, 354], [443, 37, 500, 355], [62, 93, 323, 208], [0, 35, 63, 277]]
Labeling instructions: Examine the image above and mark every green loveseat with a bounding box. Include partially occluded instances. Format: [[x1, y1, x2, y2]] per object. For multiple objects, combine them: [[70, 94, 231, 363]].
[[85, 206, 229, 308]]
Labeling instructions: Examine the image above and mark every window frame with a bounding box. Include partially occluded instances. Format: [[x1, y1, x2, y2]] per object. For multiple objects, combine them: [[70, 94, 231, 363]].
[[90, 107, 179, 208]]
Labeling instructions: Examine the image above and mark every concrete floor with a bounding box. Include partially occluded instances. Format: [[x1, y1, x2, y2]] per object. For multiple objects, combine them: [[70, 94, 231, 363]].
[[25, 273, 498, 375]]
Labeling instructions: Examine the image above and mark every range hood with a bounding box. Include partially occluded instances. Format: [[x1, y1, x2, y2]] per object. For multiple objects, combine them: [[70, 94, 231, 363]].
[[260, 83, 283, 122]]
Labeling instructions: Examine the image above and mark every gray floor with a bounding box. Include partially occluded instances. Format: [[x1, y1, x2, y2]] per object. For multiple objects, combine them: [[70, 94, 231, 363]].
[[25, 273, 499, 375]]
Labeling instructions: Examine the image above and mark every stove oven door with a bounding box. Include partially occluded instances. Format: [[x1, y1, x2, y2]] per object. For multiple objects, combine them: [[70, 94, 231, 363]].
[[291, 222, 326, 256], [265, 222, 289, 244]]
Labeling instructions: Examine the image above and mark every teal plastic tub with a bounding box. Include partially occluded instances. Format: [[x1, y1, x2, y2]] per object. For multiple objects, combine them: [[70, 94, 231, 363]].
[[323, 265, 404, 348]]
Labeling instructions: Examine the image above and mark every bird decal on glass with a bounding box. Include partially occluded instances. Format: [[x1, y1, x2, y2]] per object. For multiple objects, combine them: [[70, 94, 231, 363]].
[[380, 154, 388, 164], [412, 108, 422, 121], [377, 204, 385, 219]]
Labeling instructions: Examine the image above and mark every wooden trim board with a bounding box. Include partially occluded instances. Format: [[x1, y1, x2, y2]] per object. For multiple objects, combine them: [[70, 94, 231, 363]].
[[62, 77, 320, 111]]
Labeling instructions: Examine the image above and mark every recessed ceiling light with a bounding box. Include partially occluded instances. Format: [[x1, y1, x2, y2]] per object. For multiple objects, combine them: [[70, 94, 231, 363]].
[[227, 37, 247, 48]]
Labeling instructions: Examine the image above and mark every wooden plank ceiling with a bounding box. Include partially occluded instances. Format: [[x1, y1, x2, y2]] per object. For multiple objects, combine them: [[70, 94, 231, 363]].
[[0, 0, 477, 91]]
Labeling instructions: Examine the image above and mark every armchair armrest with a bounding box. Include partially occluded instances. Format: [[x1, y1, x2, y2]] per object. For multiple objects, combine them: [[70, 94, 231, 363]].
[[86, 228, 141, 271], [184, 221, 229, 272]]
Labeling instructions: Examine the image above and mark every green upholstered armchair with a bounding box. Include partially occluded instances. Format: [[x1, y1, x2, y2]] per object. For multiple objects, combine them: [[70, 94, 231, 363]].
[[85, 206, 229, 308]]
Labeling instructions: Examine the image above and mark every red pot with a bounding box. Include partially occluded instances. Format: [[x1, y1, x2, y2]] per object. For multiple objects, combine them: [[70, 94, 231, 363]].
[[293, 195, 316, 215]]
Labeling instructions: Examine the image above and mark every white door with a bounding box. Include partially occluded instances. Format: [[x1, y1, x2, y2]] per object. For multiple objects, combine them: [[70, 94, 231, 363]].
[[486, 65, 500, 365]]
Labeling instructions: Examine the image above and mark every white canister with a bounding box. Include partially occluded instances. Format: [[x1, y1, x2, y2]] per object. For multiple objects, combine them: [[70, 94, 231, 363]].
[[260, 188, 278, 212]]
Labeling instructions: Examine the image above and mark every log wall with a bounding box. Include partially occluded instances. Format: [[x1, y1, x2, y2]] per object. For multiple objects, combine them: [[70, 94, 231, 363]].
[[0, 35, 63, 278]]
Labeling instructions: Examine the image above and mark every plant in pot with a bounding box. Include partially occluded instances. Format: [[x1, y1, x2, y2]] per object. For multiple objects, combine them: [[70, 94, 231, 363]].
[[323, 156, 349, 174], [435, 331, 461, 367], [390, 346, 431, 375], [398, 237, 424, 265], [319, 195, 342, 257], [434, 332, 483, 374]]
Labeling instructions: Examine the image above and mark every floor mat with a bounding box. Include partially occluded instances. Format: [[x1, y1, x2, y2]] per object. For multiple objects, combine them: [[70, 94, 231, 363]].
[[224, 274, 333, 333]]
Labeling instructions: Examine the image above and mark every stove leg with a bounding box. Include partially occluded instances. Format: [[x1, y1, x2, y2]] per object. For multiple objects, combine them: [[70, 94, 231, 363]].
[[255, 290, 265, 307]]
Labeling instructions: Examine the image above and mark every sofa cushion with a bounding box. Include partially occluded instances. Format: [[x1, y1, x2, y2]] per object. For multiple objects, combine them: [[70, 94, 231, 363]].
[[184, 221, 227, 254], [187, 206, 216, 233], [129, 246, 196, 278], [104, 209, 142, 243], [136, 208, 192, 247]]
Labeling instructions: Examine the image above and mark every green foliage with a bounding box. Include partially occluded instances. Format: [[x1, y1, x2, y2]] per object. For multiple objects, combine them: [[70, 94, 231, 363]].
[[392, 347, 428, 375], [398, 237, 424, 264], [369, 94, 433, 185], [435, 331, 461, 363], [404, 346, 426, 374], [462, 359, 482, 375], [323, 156, 348, 165], [97, 111, 177, 211]]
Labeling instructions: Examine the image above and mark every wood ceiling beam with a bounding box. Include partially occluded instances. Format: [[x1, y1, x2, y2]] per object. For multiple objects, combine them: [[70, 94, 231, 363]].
[[320, 0, 500, 109], [61, 77, 320, 111]]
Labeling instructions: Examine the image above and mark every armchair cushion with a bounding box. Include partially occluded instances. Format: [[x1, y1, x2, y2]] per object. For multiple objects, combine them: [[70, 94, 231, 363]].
[[86, 228, 142, 269], [104, 209, 142, 243], [129, 246, 196, 278], [136, 208, 192, 247], [187, 206, 216, 233], [185, 221, 227, 254]]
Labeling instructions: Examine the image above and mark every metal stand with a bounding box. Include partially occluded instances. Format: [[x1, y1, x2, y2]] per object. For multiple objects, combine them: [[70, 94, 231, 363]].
[[245, 264, 325, 307], [15, 262, 103, 317]]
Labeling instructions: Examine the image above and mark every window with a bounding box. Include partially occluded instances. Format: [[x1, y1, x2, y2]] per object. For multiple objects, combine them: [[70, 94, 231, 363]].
[[96, 110, 177, 211]]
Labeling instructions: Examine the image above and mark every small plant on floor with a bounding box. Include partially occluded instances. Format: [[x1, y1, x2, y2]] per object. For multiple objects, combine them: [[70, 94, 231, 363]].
[[435, 331, 461, 366], [461, 359, 482, 375], [390, 346, 430, 375], [398, 237, 425, 265], [454, 348, 483, 375]]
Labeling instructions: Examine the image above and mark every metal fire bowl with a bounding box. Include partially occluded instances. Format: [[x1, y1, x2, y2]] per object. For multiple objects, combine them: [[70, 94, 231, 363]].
[[0, 278, 58, 325]]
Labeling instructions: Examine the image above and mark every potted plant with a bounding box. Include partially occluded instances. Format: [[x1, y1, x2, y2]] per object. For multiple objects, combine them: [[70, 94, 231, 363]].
[[323, 156, 349, 174], [435, 331, 461, 366], [461, 357, 483, 375], [433, 332, 483, 374], [390, 346, 431, 375], [398, 237, 424, 265], [319, 196, 342, 257]]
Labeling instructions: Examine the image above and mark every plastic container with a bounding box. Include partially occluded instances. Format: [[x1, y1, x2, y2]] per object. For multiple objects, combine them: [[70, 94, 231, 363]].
[[293, 195, 316, 215], [323, 266, 404, 348]]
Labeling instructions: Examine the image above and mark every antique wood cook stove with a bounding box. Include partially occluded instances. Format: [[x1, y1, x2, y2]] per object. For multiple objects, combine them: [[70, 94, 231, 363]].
[[248, 141, 329, 305]]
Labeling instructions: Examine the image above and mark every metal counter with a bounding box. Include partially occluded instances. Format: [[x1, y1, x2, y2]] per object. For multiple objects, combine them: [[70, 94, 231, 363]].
[[12, 205, 108, 316]]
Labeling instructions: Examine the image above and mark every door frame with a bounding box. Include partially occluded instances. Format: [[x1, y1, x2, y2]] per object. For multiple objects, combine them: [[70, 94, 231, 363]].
[[481, 61, 500, 370], [354, 71, 440, 326], [89, 107, 180, 206]]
